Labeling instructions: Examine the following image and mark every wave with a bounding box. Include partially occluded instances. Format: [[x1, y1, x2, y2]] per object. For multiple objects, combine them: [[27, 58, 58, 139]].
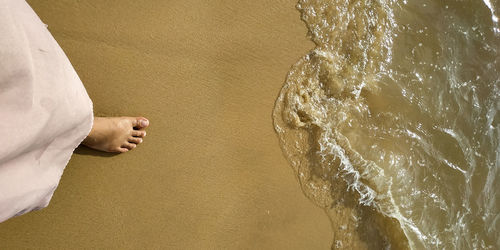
[[273, 0, 499, 249]]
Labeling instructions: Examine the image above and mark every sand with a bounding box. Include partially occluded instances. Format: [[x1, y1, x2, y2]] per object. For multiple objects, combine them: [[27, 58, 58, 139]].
[[0, 0, 333, 248]]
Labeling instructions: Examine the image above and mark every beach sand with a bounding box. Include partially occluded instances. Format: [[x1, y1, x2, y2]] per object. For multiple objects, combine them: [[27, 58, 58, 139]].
[[0, 0, 334, 248]]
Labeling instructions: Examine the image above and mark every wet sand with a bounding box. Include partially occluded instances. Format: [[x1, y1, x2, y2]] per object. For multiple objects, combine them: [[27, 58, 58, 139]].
[[0, 0, 333, 248]]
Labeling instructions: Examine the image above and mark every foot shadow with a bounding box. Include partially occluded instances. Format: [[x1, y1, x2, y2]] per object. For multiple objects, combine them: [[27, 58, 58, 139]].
[[73, 145, 119, 158]]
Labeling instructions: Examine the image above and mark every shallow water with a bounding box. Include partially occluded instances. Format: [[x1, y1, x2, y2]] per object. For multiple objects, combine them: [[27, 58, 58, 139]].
[[273, 0, 499, 248]]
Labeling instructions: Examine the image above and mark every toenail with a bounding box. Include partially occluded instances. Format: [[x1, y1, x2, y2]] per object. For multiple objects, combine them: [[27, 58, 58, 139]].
[[143, 132, 147, 136], [140, 120, 149, 127]]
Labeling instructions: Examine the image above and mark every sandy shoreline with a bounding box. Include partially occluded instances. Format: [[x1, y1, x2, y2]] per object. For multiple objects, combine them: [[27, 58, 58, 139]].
[[0, 0, 334, 248]]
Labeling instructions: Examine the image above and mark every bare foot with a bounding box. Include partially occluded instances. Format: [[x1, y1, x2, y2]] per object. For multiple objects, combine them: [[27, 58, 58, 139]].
[[82, 117, 149, 153]]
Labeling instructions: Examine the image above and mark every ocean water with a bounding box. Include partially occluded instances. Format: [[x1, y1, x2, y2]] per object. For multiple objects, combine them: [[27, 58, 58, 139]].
[[273, 0, 499, 249]]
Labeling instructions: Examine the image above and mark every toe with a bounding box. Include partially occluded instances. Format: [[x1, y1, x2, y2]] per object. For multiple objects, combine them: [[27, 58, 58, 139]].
[[132, 117, 149, 129], [132, 130, 146, 137], [123, 143, 136, 150], [117, 147, 129, 153], [128, 137, 143, 144]]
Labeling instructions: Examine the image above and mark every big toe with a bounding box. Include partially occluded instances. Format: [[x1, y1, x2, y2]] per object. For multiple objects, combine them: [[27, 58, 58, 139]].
[[132, 117, 149, 129]]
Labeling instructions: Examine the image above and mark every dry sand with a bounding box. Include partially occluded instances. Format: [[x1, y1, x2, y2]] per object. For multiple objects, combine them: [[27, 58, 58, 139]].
[[0, 0, 333, 249]]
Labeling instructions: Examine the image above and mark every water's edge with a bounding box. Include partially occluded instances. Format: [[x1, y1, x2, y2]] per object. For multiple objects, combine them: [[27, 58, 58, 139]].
[[273, 0, 499, 249]]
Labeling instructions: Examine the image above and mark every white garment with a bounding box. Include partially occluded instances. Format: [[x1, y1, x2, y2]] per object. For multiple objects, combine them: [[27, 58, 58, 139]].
[[0, 0, 93, 223]]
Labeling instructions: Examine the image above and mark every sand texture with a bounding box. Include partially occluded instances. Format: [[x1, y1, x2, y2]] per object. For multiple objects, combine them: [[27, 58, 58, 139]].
[[0, 0, 333, 249]]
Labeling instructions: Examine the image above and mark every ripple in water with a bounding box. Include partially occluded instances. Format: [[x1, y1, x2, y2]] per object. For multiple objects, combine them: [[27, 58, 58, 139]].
[[273, 0, 499, 249]]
